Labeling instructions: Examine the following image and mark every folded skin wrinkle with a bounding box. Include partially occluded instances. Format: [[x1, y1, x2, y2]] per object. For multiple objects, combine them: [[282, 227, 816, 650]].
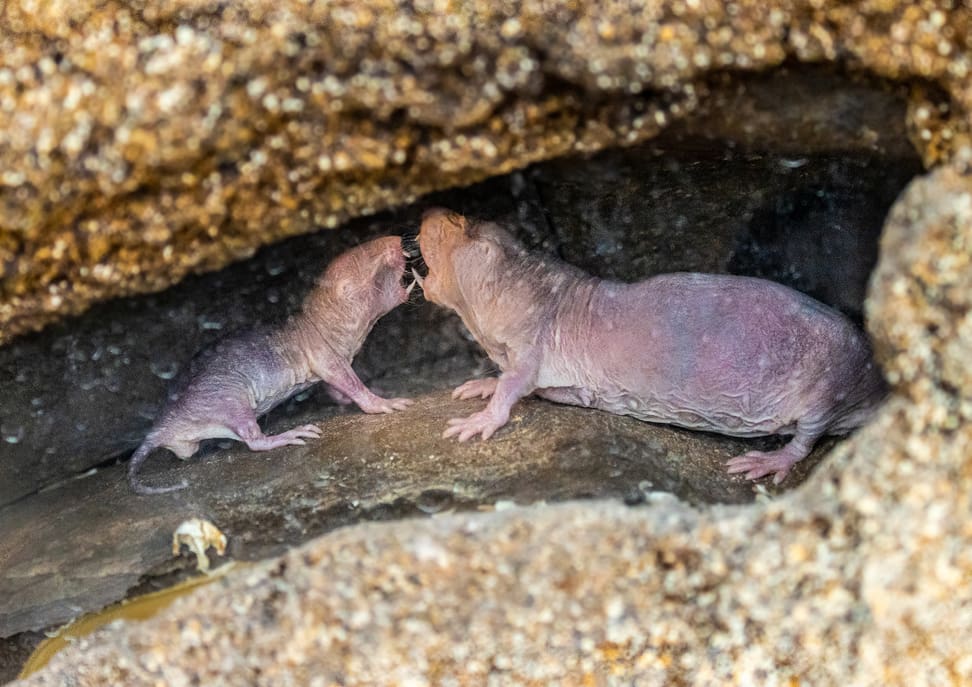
[[416, 208, 887, 484], [128, 236, 416, 495]]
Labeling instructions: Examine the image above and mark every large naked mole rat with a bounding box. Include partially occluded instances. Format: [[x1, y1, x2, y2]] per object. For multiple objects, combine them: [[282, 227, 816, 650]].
[[128, 236, 415, 495], [415, 208, 887, 483]]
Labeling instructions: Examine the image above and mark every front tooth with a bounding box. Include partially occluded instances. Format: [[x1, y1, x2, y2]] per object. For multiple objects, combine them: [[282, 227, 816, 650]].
[[411, 267, 424, 287], [405, 279, 417, 296]]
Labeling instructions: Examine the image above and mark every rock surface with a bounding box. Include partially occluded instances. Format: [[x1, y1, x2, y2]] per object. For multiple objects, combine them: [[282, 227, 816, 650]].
[[1, 0, 966, 341], [0, 391, 827, 639], [11, 152, 972, 686]]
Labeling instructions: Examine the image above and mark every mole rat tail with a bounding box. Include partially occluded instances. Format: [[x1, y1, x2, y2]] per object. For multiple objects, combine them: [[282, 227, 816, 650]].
[[127, 437, 189, 495]]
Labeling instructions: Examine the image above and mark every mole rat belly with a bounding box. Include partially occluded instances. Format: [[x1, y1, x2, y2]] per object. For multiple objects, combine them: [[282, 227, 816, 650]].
[[615, 392, 794, 436], [240, 342, 312, 415], [539, 385, 793, 437]]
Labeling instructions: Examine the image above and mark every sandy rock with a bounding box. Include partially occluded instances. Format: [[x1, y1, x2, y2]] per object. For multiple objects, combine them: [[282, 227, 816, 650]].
[[12, 152, 972, 687], [5, 163, 967, 683], [1, 0, 968, 341]]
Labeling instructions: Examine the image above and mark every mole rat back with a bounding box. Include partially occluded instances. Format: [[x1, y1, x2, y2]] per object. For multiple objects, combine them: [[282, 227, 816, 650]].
[[573, 272, 884, 437]]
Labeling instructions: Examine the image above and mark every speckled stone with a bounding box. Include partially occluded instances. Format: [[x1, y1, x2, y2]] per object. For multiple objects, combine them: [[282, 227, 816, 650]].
[[1, 0, 970, 342]]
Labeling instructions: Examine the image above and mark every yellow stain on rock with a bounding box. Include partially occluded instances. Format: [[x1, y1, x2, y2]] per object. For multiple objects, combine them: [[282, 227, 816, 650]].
[[18, 562, 240, 680]]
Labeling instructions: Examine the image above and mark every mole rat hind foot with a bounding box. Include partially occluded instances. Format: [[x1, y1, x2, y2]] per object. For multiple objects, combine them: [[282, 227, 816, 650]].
[[725, 441, 813, 485], [237, 423, 322, 450]]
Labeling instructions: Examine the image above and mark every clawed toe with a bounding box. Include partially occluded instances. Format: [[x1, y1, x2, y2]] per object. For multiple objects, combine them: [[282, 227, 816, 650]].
[[259, 425, 321, 449], [442, 411, 502, 442], [726, 451, 796, 483], [726, 455, 772, 481], [294, 424, 322, 438], [442, 422, 477, 442], [363, 396, 414, 413], [452, 379, 497, 401], [284, 426, 320, 441], [726, 453, 762, 474]]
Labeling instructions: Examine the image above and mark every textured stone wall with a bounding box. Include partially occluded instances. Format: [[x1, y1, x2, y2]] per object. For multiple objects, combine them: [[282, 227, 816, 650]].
[[1, 0, 970, 342]]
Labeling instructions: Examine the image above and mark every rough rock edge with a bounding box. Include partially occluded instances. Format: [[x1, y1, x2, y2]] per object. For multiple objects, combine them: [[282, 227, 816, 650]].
[[2, 0, 971, 341]]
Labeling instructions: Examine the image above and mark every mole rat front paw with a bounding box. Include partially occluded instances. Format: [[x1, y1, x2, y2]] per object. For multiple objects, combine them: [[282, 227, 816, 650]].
[[360, 396, 414, 414], [443, 409, 506, 442], [452, 377, 497, 400]]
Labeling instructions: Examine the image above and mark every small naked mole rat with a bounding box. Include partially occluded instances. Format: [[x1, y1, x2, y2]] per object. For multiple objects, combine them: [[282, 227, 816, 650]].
[[128, 236, 415, 495], [415, 208, 887, 484]]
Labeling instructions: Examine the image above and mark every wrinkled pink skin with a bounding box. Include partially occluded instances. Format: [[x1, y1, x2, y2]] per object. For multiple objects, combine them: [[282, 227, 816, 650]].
[[418, 208, 887, 484], [129, 236, 413, 495]]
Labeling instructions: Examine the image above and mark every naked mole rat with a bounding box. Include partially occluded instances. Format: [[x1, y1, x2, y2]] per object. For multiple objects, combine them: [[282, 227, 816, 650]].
[[128, 236, 415, 494], [415, 208, 887, 483]]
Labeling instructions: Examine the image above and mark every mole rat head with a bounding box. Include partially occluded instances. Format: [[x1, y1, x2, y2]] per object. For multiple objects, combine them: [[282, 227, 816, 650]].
[[322, 236, 410, 316], [417, 207, 513, 308]]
